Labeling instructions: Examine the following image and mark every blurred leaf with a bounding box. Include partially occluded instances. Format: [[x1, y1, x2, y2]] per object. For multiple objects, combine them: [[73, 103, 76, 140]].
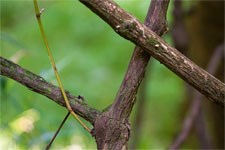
[[10, 109, 40, 134]]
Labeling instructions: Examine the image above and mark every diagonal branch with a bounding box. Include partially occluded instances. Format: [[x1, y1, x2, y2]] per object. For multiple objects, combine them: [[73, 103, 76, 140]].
[[0, 56, 101, 125], [79, 0, 225, 107], [130, 1, 170, 148], [110, 0, 170, 120], [169, 43, 224, 149], [92, 1, 170, 149]]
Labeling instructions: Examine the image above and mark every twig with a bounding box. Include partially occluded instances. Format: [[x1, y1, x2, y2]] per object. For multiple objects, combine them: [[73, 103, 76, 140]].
[[33, 0, 90, 132], [169, 43, 224, 149], [45, 112, 70, 150]]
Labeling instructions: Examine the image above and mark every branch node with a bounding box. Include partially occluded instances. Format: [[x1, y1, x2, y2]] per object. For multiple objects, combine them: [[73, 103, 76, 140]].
[[36, 8, 45, 18], [40, 8, 45, 14]]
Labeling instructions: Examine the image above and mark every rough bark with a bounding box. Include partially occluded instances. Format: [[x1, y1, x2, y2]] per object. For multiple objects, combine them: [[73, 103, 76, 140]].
[[0, 56, 100, 125], [130, 74, 148, 149], [1, 0, 225, 149], [185, 1, 224, 148], [92, 0, 170, 149], [111, 0, 169, 122], [79, 0, 225, 106], [170, 1, 213, 148], [169, 43, 224, 149]]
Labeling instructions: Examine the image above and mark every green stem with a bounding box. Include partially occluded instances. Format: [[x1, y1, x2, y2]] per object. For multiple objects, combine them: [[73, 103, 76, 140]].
[[33, 0, 90, 133]]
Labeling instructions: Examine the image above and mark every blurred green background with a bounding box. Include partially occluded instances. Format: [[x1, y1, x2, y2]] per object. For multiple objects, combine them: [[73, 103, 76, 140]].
[[0, 0, 186, 149]]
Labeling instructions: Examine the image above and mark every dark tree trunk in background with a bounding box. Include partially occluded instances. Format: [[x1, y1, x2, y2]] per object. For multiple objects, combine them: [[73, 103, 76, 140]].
[[185, 1, 224, 148]]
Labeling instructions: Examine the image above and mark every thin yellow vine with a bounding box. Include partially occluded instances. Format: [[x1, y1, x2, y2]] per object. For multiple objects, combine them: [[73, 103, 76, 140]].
[[33, 0, 90, 133]]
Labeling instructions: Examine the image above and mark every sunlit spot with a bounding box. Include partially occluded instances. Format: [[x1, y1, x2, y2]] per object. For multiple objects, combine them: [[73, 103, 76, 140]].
[[65, 144, 83, 150], [10, 109, 40, 134]]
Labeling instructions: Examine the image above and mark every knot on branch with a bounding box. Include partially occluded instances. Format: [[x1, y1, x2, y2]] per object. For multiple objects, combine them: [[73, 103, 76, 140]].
[[115, 19, 136, 33], [115, 18, 146, 38]]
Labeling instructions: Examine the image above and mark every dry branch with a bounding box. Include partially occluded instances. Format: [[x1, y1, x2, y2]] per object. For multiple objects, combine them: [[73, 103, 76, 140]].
[[130, 0, 170, 148], [1, 1, 225, 149], [110, 0, 169, 121], [79, 0, 225, 107], [0, 56, 100, 125], [169, 43, 224, 149], [91, 0, 170, 149]]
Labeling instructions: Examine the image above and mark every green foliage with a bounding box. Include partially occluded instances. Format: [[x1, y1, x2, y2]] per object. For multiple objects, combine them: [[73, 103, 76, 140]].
[[1, 0, 185, 149]]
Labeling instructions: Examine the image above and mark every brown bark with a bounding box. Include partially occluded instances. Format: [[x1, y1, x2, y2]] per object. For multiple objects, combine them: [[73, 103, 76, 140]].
[[130, 73, 148, 149], [0, 56, 100, 125], [92, 0, 170, 149], [185, 1, 224, 148], [110, 0, 169, 121], [79, 0, 225, 106], [170, 1, 224, 148], [1, 0, 225, 149], [169, 44, 223, 149]]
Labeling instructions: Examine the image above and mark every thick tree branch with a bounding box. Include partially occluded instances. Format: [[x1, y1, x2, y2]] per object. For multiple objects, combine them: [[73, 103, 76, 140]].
[[169, 43, 224, 149], [0, 56, 101, 125], [79, 0, 225, 107], [110, 0, 169, 121], [92, 1, 170, 149]]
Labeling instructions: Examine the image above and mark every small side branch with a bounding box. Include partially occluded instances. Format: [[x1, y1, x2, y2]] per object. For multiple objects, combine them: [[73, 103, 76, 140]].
[[45, 112, 70, 150], [0, 56, 101, 125]]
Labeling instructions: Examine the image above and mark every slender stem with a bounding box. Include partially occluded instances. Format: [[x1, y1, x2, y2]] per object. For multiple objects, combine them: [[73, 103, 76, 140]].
[[46, 112, 70, 150], [33, 0, 90, 132]]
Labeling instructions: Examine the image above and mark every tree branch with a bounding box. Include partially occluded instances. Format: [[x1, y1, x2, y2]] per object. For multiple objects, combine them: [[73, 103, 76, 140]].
[[79, 0, 225, 107], [91, 0, 170, 149], [169, 43, 224, 149], [110, 0, 169, 121], [0, 56, 101, 125]]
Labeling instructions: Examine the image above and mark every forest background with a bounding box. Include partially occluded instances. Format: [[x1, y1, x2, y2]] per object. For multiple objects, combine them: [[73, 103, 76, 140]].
[[0, 0, 223, 149]]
